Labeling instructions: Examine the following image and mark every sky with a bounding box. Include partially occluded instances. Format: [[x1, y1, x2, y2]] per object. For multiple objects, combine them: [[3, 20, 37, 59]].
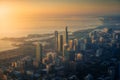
[[0, 0, 120, 37]]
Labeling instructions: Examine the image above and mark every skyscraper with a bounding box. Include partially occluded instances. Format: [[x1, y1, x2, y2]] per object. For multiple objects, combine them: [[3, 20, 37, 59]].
[[36, 43, 43, 63], [58, 35, 63, 53], [55, 31, 58, 51], [63, 44, 69, 60], [73, 39, 78, 51], [64, 26, 68, 44], [80, 42, 86, 51], [68, 40, 74, 50]]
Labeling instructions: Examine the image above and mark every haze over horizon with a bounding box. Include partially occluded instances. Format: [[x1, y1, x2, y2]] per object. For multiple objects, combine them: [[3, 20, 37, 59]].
[[0, 0, 120, 37]]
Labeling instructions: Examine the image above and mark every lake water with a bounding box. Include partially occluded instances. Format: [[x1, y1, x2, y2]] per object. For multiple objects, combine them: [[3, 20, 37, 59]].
[[0, 16, 103, 52]]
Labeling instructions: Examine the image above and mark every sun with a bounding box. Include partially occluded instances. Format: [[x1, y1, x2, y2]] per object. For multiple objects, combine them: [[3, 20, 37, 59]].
[[0, 5, 13, 34], [0, 5, 10, 17]]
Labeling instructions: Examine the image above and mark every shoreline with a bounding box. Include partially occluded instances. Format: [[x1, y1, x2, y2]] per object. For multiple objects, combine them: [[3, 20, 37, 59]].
[[0, 48, 20, 59], [0, 22, 109, 60], [0, 28, 94, 59], [0, 27, 96, 52], [0, 47, 18, 53], [0, 15, 119, 53]]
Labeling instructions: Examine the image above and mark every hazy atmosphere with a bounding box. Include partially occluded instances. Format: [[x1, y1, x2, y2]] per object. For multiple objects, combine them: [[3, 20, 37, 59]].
[[0, 0, 120, 80], [0, 0, 120, 37]]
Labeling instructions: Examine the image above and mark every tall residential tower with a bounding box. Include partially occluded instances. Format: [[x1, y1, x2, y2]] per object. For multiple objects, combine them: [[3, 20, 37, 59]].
[[55, 31, 58, 51], [64, 26, 68, 44], [58, 35, 63, 52], [36, 43, 43, 63]]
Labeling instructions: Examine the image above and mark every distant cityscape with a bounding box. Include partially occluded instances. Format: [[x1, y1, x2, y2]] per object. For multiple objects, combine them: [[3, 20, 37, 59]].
[[0, 22, 120, 80], [0, 0, 120, 79]]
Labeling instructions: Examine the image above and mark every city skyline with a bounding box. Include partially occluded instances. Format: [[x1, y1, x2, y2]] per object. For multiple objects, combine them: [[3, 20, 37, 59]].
[[0, 1, 120, 80], [0, 16, 120, 79]]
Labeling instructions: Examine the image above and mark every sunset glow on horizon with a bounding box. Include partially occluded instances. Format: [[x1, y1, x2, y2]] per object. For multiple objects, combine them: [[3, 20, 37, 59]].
[[0, 0, 120, 37]]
